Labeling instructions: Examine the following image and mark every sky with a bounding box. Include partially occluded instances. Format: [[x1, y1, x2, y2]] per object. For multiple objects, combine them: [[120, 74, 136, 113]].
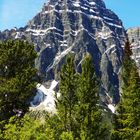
[[0, 0, 46, 31], [105, 0, 140, 29], [0, 0, 140, 31]]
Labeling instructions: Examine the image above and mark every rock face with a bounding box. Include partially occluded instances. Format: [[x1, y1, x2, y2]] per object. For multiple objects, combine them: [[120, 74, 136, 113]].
[[0, 0, 126, 104], [127, 27, 140, 71]]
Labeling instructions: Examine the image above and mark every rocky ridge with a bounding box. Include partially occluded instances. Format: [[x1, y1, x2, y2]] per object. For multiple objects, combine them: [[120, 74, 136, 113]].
[[127, 27, 140, 72], [0, 0, 127, 105]]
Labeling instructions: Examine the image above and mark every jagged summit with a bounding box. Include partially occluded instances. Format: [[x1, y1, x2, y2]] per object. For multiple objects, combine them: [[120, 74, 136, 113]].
[[0, 0, 126, 105], [28, 0, 121, 31], [45, 0, 105, 5]]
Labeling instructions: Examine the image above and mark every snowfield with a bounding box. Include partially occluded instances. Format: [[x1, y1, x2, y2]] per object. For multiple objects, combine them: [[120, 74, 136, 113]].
[[30, 80, 115, 114], [30, 80, 58, 114]]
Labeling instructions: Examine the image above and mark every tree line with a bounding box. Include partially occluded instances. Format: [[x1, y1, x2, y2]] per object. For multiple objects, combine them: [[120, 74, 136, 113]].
[[0, 39, 139, 140]]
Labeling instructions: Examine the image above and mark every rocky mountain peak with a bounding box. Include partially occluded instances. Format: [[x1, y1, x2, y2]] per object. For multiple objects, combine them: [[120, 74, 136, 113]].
[[0, 0, 126, 105], [46, 0, 105, 7]]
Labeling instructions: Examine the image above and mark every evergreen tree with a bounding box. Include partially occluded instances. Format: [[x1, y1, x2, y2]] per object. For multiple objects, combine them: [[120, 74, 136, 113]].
[[112, 39, 140, 139], [122, 38, 133, 86], [57, 54, 78, 134], [76, 54, 110, 140], [0, 40, 37, 121]]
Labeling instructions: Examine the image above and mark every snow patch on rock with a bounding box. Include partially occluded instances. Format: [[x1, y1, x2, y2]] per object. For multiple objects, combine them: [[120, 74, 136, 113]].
[[108, 104, 115, 113], [30, 80, 58, 114]]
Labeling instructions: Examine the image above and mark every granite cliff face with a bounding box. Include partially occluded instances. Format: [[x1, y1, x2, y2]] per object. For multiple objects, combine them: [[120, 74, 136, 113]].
[[127, 27, 140, 71], [0, 0, 126, 104]]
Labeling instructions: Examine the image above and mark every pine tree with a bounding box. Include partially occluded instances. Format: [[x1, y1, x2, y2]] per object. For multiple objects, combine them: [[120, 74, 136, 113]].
[[112, 39, 140, 139], [122, 38, 133, 86], [0, 40, 37, 121], [57, 53, 111, 139], [57, 54, 78, 134], [76, 54, 110, 140]]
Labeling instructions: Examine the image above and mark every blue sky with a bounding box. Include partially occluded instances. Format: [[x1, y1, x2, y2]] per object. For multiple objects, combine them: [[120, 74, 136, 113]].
[[105, 0, 140, 29], [0, 0, 46, 31], [0, 0, 140, 31]]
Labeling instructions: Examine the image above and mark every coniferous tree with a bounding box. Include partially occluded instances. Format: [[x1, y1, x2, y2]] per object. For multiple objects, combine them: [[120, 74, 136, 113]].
[[57, 54, 78, 134], [76, 54, 110, 140], [0, 40, 37, 121], [112, 39, 140, 139]]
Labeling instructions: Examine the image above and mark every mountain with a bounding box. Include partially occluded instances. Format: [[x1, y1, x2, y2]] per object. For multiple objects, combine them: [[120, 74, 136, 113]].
[[0, 0, 126, 105], [127, 27, 140, 73]]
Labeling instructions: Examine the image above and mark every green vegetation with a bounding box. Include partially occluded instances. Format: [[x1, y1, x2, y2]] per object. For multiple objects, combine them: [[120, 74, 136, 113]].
[[0, 39, 140, 140], [58, 54, 78, 133], [0, 40, 37, 121], [112, 39, 140, 140], [57, 54, 110, 139], [75, 54, 110, 140]]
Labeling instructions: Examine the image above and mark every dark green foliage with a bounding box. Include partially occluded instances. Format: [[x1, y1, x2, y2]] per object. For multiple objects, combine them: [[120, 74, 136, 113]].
[[112, 39, 140, 139], [57, 54, 78, 133], [121, 38, 133, 87], [0, 52, 114, 139], [0, 40, 37, 121], [57, 53, 111, 139], [123, 38, 132, 58], [75, 54, 111, 140]]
